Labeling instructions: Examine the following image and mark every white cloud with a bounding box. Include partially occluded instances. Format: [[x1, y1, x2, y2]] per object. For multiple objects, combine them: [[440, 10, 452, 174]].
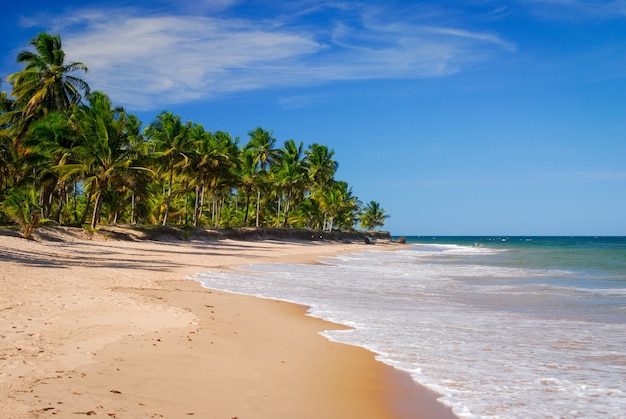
[[40, 5, 516, 110]]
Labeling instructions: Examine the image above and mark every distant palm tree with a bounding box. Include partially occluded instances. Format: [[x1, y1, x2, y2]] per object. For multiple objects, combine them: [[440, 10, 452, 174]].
[[7, 33, 89, 141], [360, 200, 389, 232]]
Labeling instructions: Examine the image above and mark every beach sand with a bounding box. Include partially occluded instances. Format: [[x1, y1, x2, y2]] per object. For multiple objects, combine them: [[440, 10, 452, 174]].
[[0, 227, 456, 418]]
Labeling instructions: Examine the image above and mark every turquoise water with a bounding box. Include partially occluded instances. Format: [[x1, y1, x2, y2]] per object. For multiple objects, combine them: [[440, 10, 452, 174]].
[[194, 236, 626, 418]]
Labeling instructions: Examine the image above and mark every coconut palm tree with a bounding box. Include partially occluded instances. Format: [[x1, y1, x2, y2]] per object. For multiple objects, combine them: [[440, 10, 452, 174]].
[[7, 33, 89, 142], [24, 112, 78, 222], [144, 112, 193, 225], [319, 180, 360, 232], [62, 92, 142, 228], [360, 200, 389, 232], [245, 127, 278, 227], [238, 150, 261, 226], [273, 139, 309, 227], [306, 143, 338, 194]]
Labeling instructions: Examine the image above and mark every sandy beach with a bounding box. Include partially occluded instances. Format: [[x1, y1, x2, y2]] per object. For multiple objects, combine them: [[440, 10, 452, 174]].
[[0, 227, 455, 418]]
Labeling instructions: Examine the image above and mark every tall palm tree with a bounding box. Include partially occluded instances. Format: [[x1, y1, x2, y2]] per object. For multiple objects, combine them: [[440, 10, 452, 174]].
[[306, 143, 338, 194], [274, 139, 308, 227], [62, 92, 141, 228], [24, 112, 78, 222], [238, 150, 261, 226], [7, 33, 89, 142], [144, 112, 193, 225], [209, 131, 239, 228], [245, 127, 278, 227], [319, 180, 359, 232], [360, 200, 389, 232]]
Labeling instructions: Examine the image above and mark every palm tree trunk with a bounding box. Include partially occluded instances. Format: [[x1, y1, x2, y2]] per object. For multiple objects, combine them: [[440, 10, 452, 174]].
[[255, 189, 261, 227], [80, 190, 94, 225], [193, 184, 200, 226], [184, 181, 189, 225], [282, 194, 291, 228], [243, 192, 250, 226], [162, 167, 173, 226], [277, 193, 281, 227], [131, 192, 135, 225], [90, 191, 102, 229], [54, 182, 65, 223], [72, 180, 79, 224], [199, 185, 206, 225]]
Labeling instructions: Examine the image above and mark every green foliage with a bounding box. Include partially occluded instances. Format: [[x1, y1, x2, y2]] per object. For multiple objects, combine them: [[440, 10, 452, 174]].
[[0, 33, 390, 232], [0, 187, 41, 238], [360, 201, 389, 232]]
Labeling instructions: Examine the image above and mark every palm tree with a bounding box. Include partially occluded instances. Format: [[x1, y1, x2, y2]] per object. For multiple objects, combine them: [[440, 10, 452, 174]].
[[62, 92, 142, 228], [360, 200, 389, 232], [208, 131, 239, 228], [144, 112, 193, 225], [306, 143, 338, 194], [7, 33, 89, 142], [319, 180, 360, 232], [0, 187, 40, 238], [24, 112, 78, 222], [1, 82, 20, 198], [245, 127, 278, 227], [238, 150, 261, 226], [273, 139, 309, 227]]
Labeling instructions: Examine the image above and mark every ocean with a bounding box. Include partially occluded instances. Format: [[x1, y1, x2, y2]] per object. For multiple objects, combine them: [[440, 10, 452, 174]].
[[191, 236, 626, 418]]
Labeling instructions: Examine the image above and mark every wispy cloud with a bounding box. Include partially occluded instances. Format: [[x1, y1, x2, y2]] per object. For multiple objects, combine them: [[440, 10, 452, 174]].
[[522, 0, 626, 20], [22, 3, 515, 110]]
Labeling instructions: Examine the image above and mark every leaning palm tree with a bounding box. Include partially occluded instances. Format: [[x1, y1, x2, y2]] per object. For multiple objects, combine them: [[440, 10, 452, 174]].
[[7, 33, 89, 142]]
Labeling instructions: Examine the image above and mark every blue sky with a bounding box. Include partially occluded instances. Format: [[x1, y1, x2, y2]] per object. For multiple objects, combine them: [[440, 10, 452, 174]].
[[2, 0, 625, 235]]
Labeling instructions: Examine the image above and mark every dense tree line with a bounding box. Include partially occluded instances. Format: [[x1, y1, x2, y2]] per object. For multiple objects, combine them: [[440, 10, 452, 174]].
[[0, 33, 389, 237]]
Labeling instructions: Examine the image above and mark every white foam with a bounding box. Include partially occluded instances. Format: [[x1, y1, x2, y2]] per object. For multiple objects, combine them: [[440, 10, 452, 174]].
[[192, 248, 626, 418]]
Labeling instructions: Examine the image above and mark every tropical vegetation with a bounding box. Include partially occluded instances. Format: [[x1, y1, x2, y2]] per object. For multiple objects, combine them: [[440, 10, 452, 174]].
[[0, 33, 389, 238]]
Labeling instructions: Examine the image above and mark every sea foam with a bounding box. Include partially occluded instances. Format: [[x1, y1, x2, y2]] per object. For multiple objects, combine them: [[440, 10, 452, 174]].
[[192, 244, 626, 418]]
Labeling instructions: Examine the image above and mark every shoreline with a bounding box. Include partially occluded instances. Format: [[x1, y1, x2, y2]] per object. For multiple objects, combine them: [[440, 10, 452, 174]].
[[0, 226, 456, 418]]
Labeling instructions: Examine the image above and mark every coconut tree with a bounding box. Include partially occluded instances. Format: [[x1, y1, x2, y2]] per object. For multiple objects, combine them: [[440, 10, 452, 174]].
[[238, 150, 261, 226], [0, 83, 19, 197], [23, 112, 78, 222], [273, 139, 308, 227], [62, 91, 142, 228], [208, 131, 239, 228], [7, 33, 89, 142], [245, 127, 278, 227], [360, 200, 389, 232], [306, 143, 338, 195], [144, 112, 193, 225], [318, 180, 360, 232]]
